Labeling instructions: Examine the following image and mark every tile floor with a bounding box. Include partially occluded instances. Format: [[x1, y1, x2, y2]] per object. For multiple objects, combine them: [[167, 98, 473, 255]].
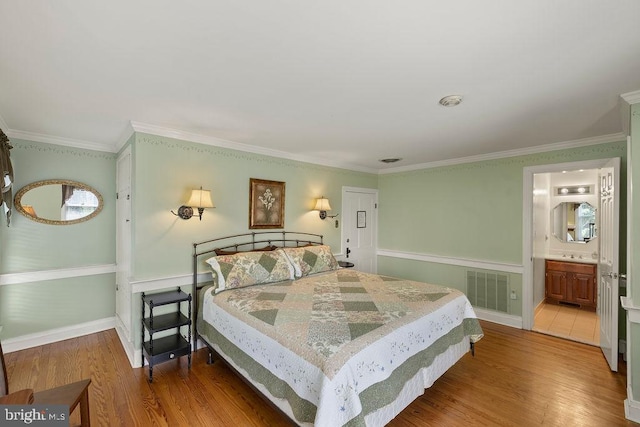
[[533, 302, 600, 346]]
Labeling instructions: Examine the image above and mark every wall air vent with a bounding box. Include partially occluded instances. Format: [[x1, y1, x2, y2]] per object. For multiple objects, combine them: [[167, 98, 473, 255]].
[[466, 270, 509, 313]]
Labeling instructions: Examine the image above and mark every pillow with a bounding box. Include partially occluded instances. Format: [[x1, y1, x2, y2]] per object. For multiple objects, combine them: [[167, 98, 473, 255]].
[[281, 245, 339, 278], [206, 249, 294, 293]]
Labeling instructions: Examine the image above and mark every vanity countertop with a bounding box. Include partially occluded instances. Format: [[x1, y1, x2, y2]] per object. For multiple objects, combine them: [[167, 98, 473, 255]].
[[545, 255, 597, 264]]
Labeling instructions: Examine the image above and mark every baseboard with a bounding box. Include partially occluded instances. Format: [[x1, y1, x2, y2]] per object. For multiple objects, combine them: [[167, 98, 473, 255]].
[[625, 386, 640, 423], [534, 300, 545, 316], [474, 307, 523, 329], [115, 319, 143, 368], [2, 317, 116, 353]]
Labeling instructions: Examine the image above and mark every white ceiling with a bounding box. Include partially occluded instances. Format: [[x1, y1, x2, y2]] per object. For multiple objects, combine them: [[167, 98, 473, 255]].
[[1, 1, 640, 172]]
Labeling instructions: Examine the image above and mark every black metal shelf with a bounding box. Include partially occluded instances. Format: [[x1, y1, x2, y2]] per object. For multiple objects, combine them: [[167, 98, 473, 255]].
[[142, 289, 191, 307], [143, 312, 190, 333], [141, 287, 192, 382]]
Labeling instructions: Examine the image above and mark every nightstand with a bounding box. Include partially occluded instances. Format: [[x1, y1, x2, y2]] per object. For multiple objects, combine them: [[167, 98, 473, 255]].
[[141, 288, 192, 382]]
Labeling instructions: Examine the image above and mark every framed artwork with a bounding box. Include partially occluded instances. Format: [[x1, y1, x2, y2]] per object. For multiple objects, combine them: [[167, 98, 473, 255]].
[[249, 178, 285, 229], [357, 210, 366, 228]]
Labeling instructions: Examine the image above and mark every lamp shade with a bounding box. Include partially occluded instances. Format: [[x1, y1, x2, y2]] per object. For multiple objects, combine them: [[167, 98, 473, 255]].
[[314, 197, 331, 211], [186, 188, 214, 208]]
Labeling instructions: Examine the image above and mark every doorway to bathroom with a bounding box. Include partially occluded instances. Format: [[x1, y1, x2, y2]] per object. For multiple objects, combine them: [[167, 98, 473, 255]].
[[523, 158, 621, 371]]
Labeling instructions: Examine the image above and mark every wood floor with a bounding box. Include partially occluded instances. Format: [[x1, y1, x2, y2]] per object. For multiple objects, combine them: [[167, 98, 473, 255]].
[[3, 321, 635, 426]]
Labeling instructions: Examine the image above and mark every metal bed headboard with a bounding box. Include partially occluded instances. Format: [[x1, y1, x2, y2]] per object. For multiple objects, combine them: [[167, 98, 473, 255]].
[[191, 231, 324, 348]]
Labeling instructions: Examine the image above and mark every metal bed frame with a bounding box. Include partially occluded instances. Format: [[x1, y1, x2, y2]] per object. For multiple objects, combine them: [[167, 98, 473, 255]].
[[191, 231, 324, 354], [189, 231, 477, 424]]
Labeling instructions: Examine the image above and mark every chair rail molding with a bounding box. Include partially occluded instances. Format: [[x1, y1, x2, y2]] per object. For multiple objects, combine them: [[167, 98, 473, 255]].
[[0, 264, 116, 286]]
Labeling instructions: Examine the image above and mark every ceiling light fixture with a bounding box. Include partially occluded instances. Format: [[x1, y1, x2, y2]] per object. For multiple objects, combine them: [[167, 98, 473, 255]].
[[379, 158, 402, 164], [438, 95, 463, 107]]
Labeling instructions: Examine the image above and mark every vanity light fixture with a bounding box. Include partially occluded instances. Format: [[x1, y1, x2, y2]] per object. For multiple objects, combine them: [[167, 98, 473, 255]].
[[172, 186, 215, 220], [556, 185, 591, 196], [314, 197, 339, 220]]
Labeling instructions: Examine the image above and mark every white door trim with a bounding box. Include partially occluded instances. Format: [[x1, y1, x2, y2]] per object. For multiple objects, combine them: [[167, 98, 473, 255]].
[[522, 158, 618, 330]]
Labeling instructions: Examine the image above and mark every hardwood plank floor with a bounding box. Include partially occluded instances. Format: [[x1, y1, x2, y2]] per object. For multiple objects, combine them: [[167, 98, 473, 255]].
[[3, 321, 635, 426]]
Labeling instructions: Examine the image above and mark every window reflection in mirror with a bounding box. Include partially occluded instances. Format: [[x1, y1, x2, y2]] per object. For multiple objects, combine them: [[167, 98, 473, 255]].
[[552, 202, 596, 243], [14, 180, 103, 225]]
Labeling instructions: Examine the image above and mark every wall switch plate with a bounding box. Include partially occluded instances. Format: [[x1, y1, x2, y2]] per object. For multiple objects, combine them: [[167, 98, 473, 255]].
[[510, 290, 517, 300]]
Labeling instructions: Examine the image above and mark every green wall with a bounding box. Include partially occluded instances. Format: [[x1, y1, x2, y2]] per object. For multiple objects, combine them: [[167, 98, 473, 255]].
[[130, 133, 378, 280], [377, 141, 627, 317], [0, 140, 116, 340], [126, 133, 378, 348], [0, 131, 630, 358]]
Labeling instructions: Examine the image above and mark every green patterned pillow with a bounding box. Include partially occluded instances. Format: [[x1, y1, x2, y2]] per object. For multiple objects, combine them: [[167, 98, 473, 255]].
[[206, 249, 294, 293], [281, 245, 339, 278]]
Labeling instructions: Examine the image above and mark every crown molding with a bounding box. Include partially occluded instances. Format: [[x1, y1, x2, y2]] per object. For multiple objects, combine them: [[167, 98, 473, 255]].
[[0, 117, 629, 174], [621, 90, 640, 105], [130, 121, 378, 174], [378, 132, 626, 174], [5, 129, 117, 153], [115, 121, 135, 152]]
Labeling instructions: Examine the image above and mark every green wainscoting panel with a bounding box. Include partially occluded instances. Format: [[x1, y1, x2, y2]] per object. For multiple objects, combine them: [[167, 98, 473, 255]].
[[0, 274, 115, 340], [378, 256, 522, 317], [0, 139, 116, 342]]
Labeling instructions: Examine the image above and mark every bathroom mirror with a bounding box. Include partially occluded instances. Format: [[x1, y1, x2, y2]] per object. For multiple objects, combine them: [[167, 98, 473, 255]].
[[14, 179, 103, 225], [552, 201, 596, 243]]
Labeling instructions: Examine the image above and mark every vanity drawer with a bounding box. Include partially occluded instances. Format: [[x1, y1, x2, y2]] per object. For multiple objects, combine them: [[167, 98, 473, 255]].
[[546, 260, 595, 275]]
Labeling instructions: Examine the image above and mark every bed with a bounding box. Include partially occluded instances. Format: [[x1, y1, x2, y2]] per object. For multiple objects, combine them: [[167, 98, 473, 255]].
[[192, 231, 483, 426]]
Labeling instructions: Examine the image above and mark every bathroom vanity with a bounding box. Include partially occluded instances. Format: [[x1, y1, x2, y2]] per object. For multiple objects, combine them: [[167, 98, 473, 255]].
[[545, 259, 597, 311]]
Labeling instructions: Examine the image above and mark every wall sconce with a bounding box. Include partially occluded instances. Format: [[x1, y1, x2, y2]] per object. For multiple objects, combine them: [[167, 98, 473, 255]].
[[314, 197, 338, 220], [172, 187, 214, 220]]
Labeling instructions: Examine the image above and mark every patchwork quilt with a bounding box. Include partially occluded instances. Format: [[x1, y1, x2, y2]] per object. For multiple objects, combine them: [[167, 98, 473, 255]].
[[199, 269, 483, 426]]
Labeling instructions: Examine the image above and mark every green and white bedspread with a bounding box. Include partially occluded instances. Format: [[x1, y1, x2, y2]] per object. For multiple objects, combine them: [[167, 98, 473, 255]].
[[199, 269, 483, 426]]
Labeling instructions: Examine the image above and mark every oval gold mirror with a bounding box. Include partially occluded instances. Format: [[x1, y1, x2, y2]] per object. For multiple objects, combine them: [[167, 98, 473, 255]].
[[14, 179, 104, 225]]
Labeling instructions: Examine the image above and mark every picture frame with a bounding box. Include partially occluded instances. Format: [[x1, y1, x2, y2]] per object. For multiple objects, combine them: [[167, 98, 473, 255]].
[[357, 210, 366, 228], [249, 178, 286, 229]]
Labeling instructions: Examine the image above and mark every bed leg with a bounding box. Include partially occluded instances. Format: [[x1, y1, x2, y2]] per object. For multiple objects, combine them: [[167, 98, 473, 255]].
[[470, 341, 475, 357], [207, 350, 214, 365]]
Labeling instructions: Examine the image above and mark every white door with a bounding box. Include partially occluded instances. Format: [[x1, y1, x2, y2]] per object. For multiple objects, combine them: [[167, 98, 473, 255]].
[[599, 158, 620, 372], [116, 146, 133, 340], [342, 188, 377, 273]]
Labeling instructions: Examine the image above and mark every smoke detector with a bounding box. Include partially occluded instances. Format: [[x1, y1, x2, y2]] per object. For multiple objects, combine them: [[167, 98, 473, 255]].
[[439, 95, 463, 107]]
